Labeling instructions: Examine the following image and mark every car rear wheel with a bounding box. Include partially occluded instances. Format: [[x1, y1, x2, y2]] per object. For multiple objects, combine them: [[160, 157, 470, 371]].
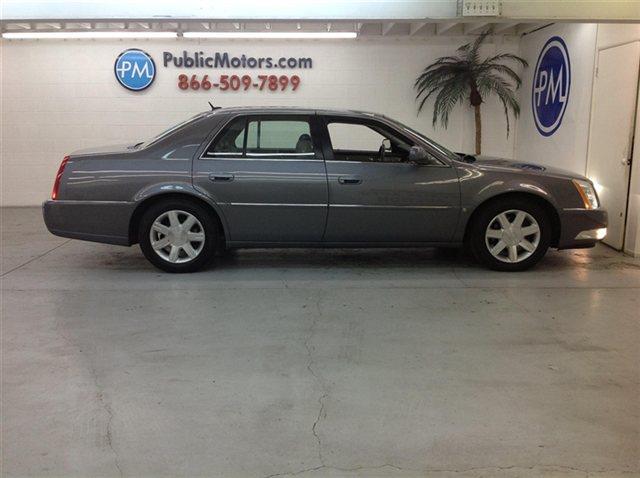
[[469, 198, 551, 271], [139, 199, 217, 273]]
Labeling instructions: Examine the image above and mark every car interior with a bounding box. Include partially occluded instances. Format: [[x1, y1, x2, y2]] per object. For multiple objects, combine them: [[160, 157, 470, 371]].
[[205, 115, 434, 164], [326, 119, 416, 163]]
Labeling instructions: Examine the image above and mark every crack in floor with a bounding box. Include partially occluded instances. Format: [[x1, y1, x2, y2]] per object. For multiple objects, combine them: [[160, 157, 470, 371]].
[[0, 238, 71, 277], [265, 298, 414, 478], [306, 296, 329, 467], [55, 325, 124, 477], [265, 295, 332, 478], [97, 389, 124, 478], [84, 349, 124, 477]]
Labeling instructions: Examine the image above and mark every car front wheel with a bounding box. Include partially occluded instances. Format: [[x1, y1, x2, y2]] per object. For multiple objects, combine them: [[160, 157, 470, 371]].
[[139, 199, 217, 273], [469, 198, 551, 271]]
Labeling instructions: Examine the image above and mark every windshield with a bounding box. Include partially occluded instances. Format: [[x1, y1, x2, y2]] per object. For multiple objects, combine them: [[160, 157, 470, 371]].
[[134, 112, 209, 149], [384, 117, 459, 161]]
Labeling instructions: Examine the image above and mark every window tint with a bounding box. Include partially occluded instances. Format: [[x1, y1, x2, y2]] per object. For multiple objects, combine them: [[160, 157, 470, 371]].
[[144, 112, 209, 148], [246, 120, 258, 150], [246, 119, 314, 156], [205, 116, 315, 158], [207, 118, 246, 156], [328, 123, 386, 152]]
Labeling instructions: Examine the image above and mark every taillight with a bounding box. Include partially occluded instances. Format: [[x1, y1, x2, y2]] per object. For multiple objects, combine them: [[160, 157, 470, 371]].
[[52, 156, 70, 200]]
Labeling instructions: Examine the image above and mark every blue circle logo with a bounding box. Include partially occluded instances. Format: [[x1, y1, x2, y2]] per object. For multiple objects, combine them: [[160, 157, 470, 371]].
[[532, 36, 571, 136], [114, 49, 156, 91]]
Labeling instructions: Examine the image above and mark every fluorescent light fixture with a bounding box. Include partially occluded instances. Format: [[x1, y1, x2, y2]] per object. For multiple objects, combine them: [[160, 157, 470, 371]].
[[2, 31, 178, 39], [182, 31, 357, 39]]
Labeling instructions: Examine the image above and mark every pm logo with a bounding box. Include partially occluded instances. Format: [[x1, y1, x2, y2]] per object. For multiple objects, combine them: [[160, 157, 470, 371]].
[[532, 36, 571, 137], [114, 49, 156, 91]]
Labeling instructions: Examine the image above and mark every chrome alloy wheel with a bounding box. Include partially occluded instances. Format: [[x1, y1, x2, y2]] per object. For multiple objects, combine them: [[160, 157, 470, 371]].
[[149, 210, 205, 263], [485, 209, 541, 263]]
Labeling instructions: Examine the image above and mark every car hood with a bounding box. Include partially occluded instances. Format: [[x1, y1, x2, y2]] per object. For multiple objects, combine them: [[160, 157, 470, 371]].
[[467, 155, 586, 180]]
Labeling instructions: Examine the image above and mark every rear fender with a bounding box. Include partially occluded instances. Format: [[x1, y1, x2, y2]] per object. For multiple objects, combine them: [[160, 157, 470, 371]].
[[132, 182, 230, 243]]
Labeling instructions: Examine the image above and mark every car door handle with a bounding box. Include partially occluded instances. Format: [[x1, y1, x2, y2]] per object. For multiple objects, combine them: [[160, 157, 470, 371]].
[[209, 173, 234, 182], [338, 176, 362, 185]]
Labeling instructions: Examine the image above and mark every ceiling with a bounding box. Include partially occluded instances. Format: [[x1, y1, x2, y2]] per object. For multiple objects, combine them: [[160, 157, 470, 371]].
[[0, 20, 548, 38], [1, 0, 637, 38]]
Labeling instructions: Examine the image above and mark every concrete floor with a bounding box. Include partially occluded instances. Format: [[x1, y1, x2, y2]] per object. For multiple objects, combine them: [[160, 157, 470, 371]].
[[1, 206, 639, 478]]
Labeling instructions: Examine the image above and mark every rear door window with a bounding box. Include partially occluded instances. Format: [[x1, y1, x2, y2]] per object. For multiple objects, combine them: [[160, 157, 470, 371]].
[[204, 115, 317, 159], [205, 118, 246, 157]]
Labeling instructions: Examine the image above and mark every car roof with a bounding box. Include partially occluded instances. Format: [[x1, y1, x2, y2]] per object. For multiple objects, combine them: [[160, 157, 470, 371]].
[[202, 106, 384, 119]]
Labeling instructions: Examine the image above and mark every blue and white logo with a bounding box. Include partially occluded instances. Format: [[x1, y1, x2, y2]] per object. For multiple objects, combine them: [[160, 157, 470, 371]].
[[532, 36, 571, 137], [114, 49, 156, 91]]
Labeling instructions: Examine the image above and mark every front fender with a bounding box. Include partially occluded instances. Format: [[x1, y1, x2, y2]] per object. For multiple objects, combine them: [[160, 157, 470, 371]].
[[471, 178, 560, 210], [452, 165, 566, 242]]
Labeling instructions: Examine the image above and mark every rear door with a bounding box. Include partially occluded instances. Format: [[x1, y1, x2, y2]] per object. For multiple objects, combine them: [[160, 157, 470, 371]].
[[193, 113, 328, 243], [320, 116, 460, 243]]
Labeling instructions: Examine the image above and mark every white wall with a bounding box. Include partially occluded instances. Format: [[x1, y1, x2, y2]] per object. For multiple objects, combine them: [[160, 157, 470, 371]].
[[0, 36, 519, 206], [627, 76, 640, 257], [594, 24, 640, 256], [515, 23, 598, 174], [516, 23, 640, 256]]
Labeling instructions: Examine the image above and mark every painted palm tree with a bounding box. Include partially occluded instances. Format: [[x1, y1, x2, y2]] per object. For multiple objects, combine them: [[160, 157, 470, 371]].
[[414, 31, 527, 155]]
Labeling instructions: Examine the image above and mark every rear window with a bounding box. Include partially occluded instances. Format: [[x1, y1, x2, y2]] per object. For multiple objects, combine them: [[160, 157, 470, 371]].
[[142, 112, 209, 148]]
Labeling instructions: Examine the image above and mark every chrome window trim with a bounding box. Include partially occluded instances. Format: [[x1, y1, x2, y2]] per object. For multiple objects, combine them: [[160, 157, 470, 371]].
[[246, 152, 315, 157], [204, 152, 243, 157], [324, 159, 450, 168], [200, 157, 325, 162]]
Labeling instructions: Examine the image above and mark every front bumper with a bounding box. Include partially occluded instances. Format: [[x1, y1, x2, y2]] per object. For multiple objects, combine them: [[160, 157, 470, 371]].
[[557, 208, 608, 249], [42, 200, 135, 246]]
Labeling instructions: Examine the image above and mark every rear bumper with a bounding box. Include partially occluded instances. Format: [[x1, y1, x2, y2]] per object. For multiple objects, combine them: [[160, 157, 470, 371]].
[[42, 200, 135, 246], [557, 208, 608, 249]]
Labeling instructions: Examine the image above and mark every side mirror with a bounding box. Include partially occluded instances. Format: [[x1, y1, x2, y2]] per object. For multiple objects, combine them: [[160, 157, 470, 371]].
[[409, 146, 430, 164]]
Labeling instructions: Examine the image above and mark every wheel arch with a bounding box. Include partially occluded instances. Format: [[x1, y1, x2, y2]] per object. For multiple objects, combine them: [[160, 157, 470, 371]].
[[463, 191, 561, 248], [128, 192, 227, 247]]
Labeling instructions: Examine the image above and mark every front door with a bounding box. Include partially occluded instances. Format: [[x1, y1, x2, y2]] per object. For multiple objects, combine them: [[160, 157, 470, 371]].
[[320, 117, 461, 243], [193, 114, 328, 243], [586, 41, 640, 250]]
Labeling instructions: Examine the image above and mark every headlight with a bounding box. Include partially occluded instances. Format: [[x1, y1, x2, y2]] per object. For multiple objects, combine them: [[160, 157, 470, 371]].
[[572, 179, 599, 209]]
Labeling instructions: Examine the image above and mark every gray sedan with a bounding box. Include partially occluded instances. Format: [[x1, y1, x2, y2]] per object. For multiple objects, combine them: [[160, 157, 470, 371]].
[[43, 107, 607, 272]]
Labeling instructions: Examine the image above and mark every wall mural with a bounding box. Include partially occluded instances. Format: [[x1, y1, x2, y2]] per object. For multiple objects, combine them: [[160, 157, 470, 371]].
[[532, 36, 571, 137]]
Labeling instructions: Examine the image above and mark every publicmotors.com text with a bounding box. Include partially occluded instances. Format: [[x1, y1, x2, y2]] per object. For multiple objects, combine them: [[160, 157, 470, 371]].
[[163, 51, 313, 69]]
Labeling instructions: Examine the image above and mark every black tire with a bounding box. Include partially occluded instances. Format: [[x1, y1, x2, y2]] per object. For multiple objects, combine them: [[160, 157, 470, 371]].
[[469, 197, 551, 272], [138, 198, 217, 273]]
